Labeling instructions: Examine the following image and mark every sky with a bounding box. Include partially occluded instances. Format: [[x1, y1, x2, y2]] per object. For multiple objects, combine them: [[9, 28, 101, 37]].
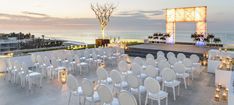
[[0, 0, 233, 33]]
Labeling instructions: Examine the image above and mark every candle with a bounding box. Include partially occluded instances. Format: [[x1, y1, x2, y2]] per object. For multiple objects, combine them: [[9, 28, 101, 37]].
[[214, 94, 220, 101], [219, 47, 221, 52], [216, 88, 220, 93], [222, 92, 227, 101], [218, 83, 222, 89], [225, 88, 229, 93]]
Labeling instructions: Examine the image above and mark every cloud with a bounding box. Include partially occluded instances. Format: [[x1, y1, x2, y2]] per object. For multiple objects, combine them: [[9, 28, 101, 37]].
[[117, 10, 163, 17], [0, 11, 165, 30], [22, 11, 49, 17]]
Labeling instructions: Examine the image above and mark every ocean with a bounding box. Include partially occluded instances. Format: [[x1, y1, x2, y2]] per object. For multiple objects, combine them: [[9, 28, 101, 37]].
[[2, 30, 234, 44]]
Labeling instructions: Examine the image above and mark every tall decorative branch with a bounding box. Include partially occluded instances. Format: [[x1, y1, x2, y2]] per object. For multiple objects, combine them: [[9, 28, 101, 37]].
[[91, 3, 116, 39]]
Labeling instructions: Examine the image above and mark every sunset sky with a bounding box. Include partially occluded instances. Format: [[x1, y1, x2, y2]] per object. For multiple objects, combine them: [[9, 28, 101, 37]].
[[0, 0, 233, 32]]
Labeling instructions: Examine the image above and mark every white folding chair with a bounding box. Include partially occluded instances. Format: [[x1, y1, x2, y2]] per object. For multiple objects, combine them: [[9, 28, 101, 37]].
[[126, 74, 146, 105], [67, 74, 82, 105], [161, 68, 180, 100], [144, 77, 168, 105], [190, 54, 203, 74], [110, 70, 128, 93], [183, 58, 194, 80], [97, 84, 119, 105], [173, 62, 189, 89], [81, 78, 100, 105]]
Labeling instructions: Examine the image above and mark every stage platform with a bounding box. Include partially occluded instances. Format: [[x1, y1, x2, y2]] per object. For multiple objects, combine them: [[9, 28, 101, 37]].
[[125, 43, 216, 59]]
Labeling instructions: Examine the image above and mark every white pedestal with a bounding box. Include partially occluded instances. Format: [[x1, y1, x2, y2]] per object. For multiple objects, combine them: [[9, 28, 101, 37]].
[[208, 60, 220, 73], [228, 72, 234, 105], [215, 69, 232, 88]]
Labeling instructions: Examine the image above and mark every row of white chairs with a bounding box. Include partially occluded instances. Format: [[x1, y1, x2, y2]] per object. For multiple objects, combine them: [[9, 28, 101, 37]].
[[68, 68, 171, 105], [4, 47, 125, 91], [5, 60, 42, 90], [67, 74, 138, 105]]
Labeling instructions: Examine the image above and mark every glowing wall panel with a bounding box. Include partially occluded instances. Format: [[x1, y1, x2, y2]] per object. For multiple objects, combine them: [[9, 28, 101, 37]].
[[196, 22, 207, 34], [165, 6, 207, 43]]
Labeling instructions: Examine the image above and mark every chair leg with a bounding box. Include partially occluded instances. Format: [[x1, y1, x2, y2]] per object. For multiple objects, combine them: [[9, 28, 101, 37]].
[[173, 87, 176, 100], [84, 98, 86, 105], [178, 85, 180, 96], [78, 95, 80, 105], [187, 77, 189, 86], [157, 99, 160, 105], [162, 83, 164, 91], [166, 97, 168, 105], [68, 92, 72, 105], [139, 92, 141, 105], [145, 95, 148, 105], [191, 71, 194, 80], [184, 78, 187, 89]]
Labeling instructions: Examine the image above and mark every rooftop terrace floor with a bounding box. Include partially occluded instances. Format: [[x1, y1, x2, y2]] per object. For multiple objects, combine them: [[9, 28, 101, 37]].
[[0, 65, 227, 105]]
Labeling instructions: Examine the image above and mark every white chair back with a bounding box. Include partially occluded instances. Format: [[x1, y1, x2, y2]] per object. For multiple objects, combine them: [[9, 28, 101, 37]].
[[168, 57, 177, 65], [177, 53, 186, 61], [146, 58, 156, 67], [96, 67, 108, 81], [161, 68, 176, 82], [190, 54, 200, 63], [119, 91, 138, 105], [37, 55, 44, 64], [167, 52, 175, 59], [182, 58, 193, 68], [110, 70, 122, 84], [133, 57, 145, 66], [145, 65, 158, 78], [174, 62, 186, 74], [97, 85, 113, 104], [146, 54, 154, 60], [81, 78, 94, 97], [67, 74, 79, 91], [43, 56, 51, 65], [126, 74, 140, 88], [118, 60, 129, 73], [158, 60, 170, 71], [157, 51, 165, 57], [156, 55, 166, 62], [144, 77, 160, 93], [131, 63, 142, 75], [31, 54, 37, 63]]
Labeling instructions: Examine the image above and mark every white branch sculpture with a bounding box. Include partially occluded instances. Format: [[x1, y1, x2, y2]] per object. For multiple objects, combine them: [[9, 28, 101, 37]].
[[91, 3, 116, 39]]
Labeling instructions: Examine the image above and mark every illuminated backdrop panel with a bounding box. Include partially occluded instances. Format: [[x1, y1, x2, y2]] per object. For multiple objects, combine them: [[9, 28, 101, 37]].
[[165, 6, 207, 43]]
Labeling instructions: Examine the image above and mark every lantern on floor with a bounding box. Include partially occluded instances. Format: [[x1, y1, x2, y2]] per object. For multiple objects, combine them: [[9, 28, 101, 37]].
[[202, 60, 207, 66], [59, 69, 68, 84]]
